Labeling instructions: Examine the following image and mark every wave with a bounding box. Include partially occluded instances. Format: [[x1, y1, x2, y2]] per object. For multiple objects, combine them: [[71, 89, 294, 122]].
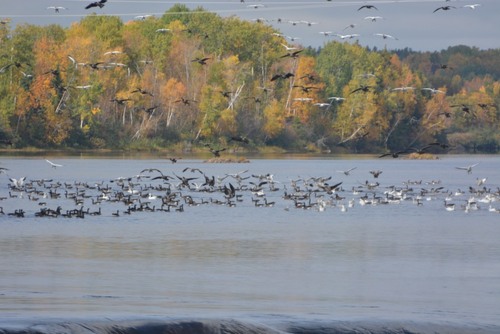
[[1, 318, 499, 334]]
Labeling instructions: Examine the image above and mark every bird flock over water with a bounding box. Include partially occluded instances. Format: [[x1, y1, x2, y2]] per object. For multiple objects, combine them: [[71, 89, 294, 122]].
[[1, 158, 499, 219]]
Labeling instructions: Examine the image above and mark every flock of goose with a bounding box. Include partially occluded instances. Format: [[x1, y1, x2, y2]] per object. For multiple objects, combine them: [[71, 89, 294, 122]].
[[1, 158, 499, 219]]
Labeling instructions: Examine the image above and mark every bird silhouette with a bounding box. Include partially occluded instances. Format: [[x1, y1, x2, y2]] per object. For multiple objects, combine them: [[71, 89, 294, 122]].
[[205, 144, 226, 157], [293, 85, 319, 93], [229, 135, 250, 144], [369, 170, 383, 178], [358, 5, 378, 11], [131, 87, 154, 97], [174, 97, 196, 105], [433, 6, 456, 13], [350, 85, 373, 94], [270, 72, 295, 81], [280, 50, 303, 59], [191, 57, 211, 65], [379, 150, 410, 158], [111, 97, 131, 105], [85, 0, 107, 10]]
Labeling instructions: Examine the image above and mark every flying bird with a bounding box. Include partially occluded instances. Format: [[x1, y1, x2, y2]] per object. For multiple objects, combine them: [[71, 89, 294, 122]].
[[455, 163, 479, 174], [174, 97, 197, 105], [350, 85, 373, 94], [281, 43, 298, 51], [293, 85, 319, 93], [433, 6, 456, 13], [421, 87, 445, 95], [247, 4, 265, 8], [47, 6, 67, 13], [191, 57, 211, 65], [85, 0, 107, 10], [131, 87, 154, 97], [205, 144, 226, 157], [335, 34, 360, 40], [364, 16, 384, 22], [358, 5, 378, 11], [374, 33, 398, 40], [270, 72, 294, 81], [337, 167, 357, 176], [280, 50, 303, 59], [46, 159, 63, 169], [463, 4, 481, 9]]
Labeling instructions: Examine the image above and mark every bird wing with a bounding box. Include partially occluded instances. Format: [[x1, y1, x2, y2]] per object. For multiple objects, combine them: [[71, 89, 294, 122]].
[[46, 159, 62, 167]]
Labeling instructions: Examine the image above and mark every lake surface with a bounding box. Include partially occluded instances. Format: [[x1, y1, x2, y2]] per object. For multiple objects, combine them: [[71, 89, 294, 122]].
[[0, 154, 499, 333]]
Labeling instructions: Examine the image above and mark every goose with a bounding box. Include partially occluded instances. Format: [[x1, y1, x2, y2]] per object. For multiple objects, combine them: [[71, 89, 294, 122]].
[[204, 144, 226, 157], [328, 96, 345, 102], [270, 72, 294, 81], [476, 178, 487, 186], [191, 57, 211, 65], [229, 135, 250, 144], [336, 167, 357, 176], [364, 16, 384, 22], [9, 177, 26, 189], [286, 36, 301, 42], [433, 6, 456, 13], [247, 4, 265, 8], [391, 86, 415, 92], [463, 4, 481, 9], [421, 87, 445, 94], [46, 159, 63, 169], [47, 6, 67, 13], [281, 49, 303, 58], [374, 33, 398, 40], [335, 34, 360, 40], [104, 50, 123, 57], [281, 43, 297, 51], [350, 85, 372, 94], [111, 97, 131, 105], [130, 87, 154, 97], [358, 5, 378, 11], [314, 102, 332, 108], [379, 150, 409, 158], [135, 15, 153, 20], [85, 0, 106, 10], [293, 85, 318, 93], [343, 23, 357, 31], [455, 163, 479, 174], [174, 97, 196, 105], [300, 21, 318, 26]]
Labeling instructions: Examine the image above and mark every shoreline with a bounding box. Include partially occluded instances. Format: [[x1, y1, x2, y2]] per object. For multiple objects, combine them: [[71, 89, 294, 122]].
[[1, 317, 499, 334]]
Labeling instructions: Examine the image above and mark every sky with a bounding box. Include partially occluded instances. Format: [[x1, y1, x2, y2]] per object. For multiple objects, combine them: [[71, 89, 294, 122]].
[[1, 0, 499, 52]]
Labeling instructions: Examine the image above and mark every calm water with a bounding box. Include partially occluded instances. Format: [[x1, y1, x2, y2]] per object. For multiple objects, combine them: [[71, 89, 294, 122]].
[[0, 155, 499, 332]]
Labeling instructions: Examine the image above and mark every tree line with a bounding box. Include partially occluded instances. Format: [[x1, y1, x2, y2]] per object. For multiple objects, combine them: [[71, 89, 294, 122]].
[[0, 5, 499, 154]]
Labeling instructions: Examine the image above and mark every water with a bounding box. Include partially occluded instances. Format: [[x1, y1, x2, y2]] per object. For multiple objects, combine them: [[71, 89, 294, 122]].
[[0, 154, 499, 333]]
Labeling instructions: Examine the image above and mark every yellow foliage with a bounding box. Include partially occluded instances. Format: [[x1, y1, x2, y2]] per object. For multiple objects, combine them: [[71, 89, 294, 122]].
[[263, 99, 285, 139]]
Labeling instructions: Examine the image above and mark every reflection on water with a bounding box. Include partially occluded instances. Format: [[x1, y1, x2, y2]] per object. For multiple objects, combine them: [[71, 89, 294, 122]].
[[0, 155, 499, 326]]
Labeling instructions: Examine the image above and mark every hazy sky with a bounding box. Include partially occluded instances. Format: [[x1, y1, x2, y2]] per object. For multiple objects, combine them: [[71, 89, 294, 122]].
[[1, 0, 499, 51]]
